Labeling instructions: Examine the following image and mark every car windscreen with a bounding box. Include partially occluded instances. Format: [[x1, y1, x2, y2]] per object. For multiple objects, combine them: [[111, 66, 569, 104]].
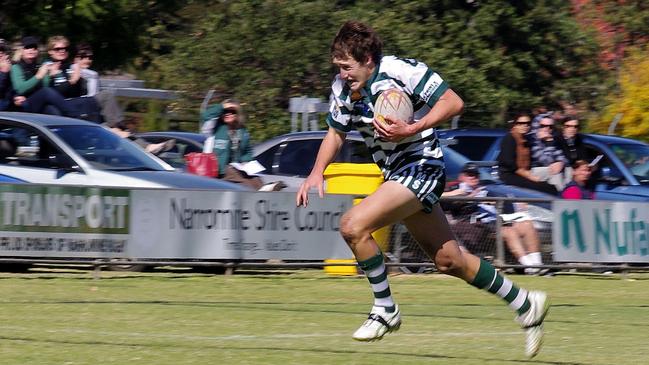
[[444, 135, 499, 161], [48, 125, 166, 171], [442, 147, 493, 181], [610, 143, 649, 183]]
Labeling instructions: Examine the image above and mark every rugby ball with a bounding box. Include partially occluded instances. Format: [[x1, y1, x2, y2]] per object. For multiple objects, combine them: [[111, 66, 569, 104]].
[[374, 88, 414, 125]]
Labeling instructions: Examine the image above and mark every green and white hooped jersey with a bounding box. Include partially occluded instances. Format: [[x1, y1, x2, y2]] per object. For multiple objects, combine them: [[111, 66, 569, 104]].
[[326, 55, 449, 177]]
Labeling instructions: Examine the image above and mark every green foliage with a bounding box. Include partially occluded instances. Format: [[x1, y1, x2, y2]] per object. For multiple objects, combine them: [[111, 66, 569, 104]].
[[153, 0, 606, 140], [0, 0, 187, 70], [141, 100, 169, 132], [590, 0, 649, 46], [151, 0, 340, 140], [4, 0, 643, 142]]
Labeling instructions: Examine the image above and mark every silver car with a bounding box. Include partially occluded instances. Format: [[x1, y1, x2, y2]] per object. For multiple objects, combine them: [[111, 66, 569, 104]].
[[0, 112, 247, 190], [253, 130, 491, 191]]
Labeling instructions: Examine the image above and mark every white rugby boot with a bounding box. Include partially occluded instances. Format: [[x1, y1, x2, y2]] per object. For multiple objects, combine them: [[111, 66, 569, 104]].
[[352, 305, 401, 341], [516, 291, 549, 358]]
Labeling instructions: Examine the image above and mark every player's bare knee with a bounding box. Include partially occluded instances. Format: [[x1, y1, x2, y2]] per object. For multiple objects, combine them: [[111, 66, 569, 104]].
[[434, 255, 464, 277], [339, 213, 367, 244]]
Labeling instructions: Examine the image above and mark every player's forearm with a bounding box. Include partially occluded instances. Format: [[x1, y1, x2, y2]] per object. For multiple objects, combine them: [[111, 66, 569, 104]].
[[310, 128, 344, 176], [412, 89, 464, 133]]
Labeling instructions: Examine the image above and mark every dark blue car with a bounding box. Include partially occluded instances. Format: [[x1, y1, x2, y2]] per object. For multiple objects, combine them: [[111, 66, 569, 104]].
[[438, 128, 649, 201]]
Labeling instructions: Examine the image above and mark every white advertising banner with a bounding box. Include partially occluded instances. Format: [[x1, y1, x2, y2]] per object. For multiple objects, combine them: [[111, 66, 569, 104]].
[[0, 185, 130, 257], [129, 190, 354, 260], [553, 200, 649, 262]]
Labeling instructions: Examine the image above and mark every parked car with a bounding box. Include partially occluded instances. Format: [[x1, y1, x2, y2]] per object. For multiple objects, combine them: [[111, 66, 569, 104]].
[[133, 128, 554, 214], [0, 112, 248, 190], [439, 128, 649, 201], [252, 130, 488, 191], [252, 130, 555, 211], [438, 128, 506, 162]]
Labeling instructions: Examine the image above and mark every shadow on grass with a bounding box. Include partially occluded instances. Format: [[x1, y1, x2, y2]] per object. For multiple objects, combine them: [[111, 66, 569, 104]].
[[0, 334, 586, 365], [3, 299, 646, 329]]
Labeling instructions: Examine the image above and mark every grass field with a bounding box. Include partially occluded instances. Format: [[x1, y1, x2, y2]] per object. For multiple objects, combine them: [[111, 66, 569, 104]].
[[0, 268, 647, 365]]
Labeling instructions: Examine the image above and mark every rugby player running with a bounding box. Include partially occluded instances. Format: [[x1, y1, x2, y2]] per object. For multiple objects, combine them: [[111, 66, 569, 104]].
[[296, 20, 549, 358]]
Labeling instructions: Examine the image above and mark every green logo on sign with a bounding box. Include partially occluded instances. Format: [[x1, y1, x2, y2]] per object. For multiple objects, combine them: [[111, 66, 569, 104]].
[[0, 185, 129, 234]]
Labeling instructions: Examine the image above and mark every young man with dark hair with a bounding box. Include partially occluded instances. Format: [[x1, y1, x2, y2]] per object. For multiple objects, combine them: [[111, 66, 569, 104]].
[[296, 20, 549, 358]]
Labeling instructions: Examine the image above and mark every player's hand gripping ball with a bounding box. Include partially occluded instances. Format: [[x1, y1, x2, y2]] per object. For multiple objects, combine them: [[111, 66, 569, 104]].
[[374, 88, 414, 126]]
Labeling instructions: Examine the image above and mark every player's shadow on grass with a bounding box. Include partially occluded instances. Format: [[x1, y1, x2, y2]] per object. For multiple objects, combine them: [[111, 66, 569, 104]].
[[6, 299, 640, 329], [0, 334, 587, 365]]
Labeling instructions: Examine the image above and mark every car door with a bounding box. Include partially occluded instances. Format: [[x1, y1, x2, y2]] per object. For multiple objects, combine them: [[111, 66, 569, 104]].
[[583, 142, 649, 201], [0, 121, 90, 185]]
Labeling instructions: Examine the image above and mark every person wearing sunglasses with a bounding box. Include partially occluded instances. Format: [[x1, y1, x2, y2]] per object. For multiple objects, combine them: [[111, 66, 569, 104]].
[[9, 36, 82, 117], [72, 42, 126, 130], [74, 43, 97, 96], [557, 115, 587, 166], [497, 113, 558, 195], [200, 98, 262, 189], [529, 114, 569, 191], [43, 35, 101, 124], [45, 36, 81, 97]]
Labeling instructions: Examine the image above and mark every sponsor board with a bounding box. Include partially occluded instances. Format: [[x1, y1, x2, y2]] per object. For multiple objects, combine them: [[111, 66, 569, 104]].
[[0, 185, 130, 257], [0, 185, 354, 260], [130, 190, 354, 260], [554, 200, 649, 262]]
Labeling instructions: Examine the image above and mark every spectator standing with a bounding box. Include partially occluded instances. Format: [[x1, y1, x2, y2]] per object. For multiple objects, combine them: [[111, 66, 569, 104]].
[[497, 113, 558, 195], [201, 99, 262, 189], [561, 160, 595, 199], [529, 114, 569, 191]]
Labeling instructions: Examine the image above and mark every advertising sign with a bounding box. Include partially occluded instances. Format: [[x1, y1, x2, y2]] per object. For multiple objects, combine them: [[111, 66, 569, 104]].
[[553, 200, 649, 262], [0, 184, 355, 261], [0, 185, 130, 257], [130, 190, 354, 260]]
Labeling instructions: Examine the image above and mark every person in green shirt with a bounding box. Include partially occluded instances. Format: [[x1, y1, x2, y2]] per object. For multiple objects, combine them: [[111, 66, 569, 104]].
[[200, 99, 262, 189], [9, 36, 78, 116]]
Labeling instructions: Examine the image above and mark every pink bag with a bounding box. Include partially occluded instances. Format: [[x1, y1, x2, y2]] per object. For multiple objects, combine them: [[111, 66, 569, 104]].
[[185, 152, 219, 178]]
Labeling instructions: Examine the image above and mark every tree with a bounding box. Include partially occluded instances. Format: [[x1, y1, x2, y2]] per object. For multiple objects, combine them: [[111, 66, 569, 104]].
[[0, 0, 186, 70], [590, 47, 649, 140], [153, 0, 608, 140]]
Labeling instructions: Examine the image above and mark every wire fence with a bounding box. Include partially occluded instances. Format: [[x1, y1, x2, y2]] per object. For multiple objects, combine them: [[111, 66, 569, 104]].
[[388, 196, 554, 273]]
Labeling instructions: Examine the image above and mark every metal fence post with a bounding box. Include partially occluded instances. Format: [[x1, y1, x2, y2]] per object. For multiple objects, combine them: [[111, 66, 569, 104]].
[[494, 200, 505, 267]]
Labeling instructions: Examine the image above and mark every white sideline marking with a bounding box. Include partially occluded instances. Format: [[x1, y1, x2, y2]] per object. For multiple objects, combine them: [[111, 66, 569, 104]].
[[3, 325, 521, 341]]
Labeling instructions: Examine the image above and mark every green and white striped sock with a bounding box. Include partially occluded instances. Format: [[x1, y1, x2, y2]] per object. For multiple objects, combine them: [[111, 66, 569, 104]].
[[358, 253, 396, 313], [470, 259, 531, 315]]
